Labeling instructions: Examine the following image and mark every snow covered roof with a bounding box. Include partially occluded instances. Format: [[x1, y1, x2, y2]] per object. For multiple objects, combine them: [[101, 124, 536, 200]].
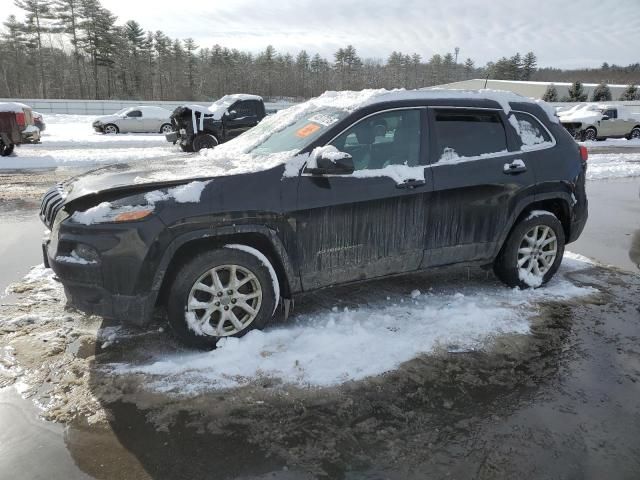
[[0, 102, 31, 113], [133, 88, 558, 185], [187, 94, 264, 120]]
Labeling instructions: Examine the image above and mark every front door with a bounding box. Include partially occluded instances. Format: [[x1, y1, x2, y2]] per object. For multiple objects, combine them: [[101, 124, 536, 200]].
[[423, 107, 536, 267], [293, 108, 432, 290], [225, 100, 260, 140]]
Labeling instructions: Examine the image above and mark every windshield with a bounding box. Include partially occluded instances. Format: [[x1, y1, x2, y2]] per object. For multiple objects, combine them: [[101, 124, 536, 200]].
[[113, 107, 132, 116], [249, 108, 349, 155]]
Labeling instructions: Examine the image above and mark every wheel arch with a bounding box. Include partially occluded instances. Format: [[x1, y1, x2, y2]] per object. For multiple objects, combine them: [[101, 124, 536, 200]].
[[152, 226, 299, 310], [495, 195, 572, 259]]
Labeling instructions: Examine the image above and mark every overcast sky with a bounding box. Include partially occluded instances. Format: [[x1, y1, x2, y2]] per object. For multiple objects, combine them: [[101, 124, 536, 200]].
[[5, 0, 639, 68]]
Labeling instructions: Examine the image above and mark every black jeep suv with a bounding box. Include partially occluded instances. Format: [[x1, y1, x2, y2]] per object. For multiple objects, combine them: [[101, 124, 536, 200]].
[[40, 89, 588, 348]]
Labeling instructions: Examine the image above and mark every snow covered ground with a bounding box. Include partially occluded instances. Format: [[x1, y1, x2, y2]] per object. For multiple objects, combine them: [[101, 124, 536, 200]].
[[0, 114, 186, 169], [1, 114, 639, 180], [2, 252, 595, 398]]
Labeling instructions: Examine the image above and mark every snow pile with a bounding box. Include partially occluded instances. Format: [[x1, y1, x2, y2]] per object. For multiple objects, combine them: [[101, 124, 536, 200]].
[[114, 260, 595, 392], [144, 180, 210, 204], [72, 180, 209, 225], [587, 152, 640, 180]]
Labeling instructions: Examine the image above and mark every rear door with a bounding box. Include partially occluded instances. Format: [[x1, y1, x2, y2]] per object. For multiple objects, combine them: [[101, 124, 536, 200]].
[[423, 107, 536, 267], [293, 108, 432, 290]]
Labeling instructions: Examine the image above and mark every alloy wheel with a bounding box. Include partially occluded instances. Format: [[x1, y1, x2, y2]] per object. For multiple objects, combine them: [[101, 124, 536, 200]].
[[104, 125, 118, 134], [631, 128, 640, 139], [517, 225, 558, 279], [186, 264, 263, 337], [161, 124, 173, 134]]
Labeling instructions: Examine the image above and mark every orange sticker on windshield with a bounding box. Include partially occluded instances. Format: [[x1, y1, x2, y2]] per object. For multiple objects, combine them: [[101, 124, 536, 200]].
[[296, 123, 321, 138]]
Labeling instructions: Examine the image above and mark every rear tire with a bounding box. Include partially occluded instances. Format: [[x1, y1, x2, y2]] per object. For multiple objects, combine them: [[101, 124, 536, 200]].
[[160, 123, 173, 134], [493, 211, 565, 289], [0, 140, 14, 156], [192, 133, 219, 152], [167, 248, 277, 350]]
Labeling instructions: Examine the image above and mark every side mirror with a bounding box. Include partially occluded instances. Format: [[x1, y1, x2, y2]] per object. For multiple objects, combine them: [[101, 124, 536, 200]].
[[227, 110, 238, 118], [602, 115, 610, 120], [306, 153, 354, 175]]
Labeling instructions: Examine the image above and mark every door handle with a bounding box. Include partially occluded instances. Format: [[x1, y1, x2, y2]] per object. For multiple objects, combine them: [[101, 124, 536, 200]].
[[503, 160, 527, 175], [396, 179, 426, 189]]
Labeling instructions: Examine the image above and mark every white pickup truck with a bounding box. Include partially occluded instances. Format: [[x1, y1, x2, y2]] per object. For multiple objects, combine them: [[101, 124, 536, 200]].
[[559, 104, 640, 141]]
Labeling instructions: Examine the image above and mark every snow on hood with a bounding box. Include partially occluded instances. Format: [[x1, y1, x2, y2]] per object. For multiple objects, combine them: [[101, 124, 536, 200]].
[[134, 88, 557, 185], [0, 101, 30, 113], [93, 114, 122, 123]]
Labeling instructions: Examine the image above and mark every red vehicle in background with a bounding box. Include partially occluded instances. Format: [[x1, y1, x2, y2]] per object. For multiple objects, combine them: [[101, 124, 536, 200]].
[[0, 102, 41, 156]]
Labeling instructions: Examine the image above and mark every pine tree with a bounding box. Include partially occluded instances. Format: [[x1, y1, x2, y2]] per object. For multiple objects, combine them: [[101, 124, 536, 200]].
[[14, 0, 53, 97], [51, 0, 84, 97], [542, 84, 558, 102], [522, 52, 537, 80], [509, 53, 522, 80], [619, 84, 639, 101], [567, 81, 588, 102], [463, 58, 475, 79], [183, 38, 198, 98], [591, 82, 612, 101]]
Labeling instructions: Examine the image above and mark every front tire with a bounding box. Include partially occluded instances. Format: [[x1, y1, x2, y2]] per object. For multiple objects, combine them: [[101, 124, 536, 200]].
[[629, 127, 640, 140], [192, 133, 219, 152], [494, 211, 565, 289], [167, 248, 277, 349], [103, 124, 119, 134]]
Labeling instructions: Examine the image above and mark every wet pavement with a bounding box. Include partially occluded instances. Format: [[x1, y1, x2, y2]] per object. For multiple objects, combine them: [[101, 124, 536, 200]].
[[0, 166, 639, 479]]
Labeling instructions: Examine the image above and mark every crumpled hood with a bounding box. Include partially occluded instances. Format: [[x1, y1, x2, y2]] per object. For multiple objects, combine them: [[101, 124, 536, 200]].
[[61, 158, 216, 204]]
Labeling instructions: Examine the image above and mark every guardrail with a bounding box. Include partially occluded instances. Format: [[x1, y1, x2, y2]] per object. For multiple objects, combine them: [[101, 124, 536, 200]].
[[0, 98, 296, 115]]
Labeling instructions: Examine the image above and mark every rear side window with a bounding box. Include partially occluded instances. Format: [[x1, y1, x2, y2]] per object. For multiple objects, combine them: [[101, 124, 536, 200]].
[[512, 112, 552, 148], [433, 109, 507, 161]]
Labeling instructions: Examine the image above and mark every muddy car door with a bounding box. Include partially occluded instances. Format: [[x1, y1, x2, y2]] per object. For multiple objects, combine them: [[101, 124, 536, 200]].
[[224, 100, 260, 140], [292, 108, 432, 290], [423, 107, 535, 267]]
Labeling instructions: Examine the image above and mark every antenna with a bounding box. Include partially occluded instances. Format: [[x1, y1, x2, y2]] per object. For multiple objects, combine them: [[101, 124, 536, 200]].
[[484, 73, 489, 89]]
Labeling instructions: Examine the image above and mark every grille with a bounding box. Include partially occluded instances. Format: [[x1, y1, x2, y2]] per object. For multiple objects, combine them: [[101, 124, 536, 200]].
[[40, 183, 66, 229]]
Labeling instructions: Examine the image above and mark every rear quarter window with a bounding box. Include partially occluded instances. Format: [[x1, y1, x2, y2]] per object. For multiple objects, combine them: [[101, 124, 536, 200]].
[[512, 112, 553, 149], [433, 109, 507, 162]]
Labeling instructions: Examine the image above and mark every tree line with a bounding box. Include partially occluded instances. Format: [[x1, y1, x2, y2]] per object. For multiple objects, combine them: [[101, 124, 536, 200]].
[[541, 81, 640, 102], [1, 0, 639, 102]]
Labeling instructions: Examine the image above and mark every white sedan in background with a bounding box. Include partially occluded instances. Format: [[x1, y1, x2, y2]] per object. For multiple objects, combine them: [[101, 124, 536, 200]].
[[92, 106, 174, 134]]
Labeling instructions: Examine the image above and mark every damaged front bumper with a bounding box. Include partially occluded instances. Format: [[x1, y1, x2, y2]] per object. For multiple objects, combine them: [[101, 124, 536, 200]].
[[41, 213, 167, 327]]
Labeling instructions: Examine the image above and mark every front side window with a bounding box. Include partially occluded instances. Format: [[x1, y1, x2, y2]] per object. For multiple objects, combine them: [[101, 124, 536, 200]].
[[513, 112, 552, 147], [127, 110, 142, 118], [433, 109, 506, 161], [330, 109, 422, 170], [232, 101, 258, 118]]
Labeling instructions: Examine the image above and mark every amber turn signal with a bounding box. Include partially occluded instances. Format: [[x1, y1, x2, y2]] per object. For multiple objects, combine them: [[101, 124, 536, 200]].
[[113, 209, 153, 222]]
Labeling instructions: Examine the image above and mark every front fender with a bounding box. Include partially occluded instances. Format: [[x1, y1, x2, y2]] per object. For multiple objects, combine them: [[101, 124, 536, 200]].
[[146, 224, 300, 309]]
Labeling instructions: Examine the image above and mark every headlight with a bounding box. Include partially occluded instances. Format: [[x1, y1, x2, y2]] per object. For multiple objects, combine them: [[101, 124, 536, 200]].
[[70, 202, 154, 225]]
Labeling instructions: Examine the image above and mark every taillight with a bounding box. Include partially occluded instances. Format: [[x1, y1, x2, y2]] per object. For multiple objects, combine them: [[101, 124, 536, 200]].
[[15, 112, 25, 127], [579, 145, 588, 162]]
